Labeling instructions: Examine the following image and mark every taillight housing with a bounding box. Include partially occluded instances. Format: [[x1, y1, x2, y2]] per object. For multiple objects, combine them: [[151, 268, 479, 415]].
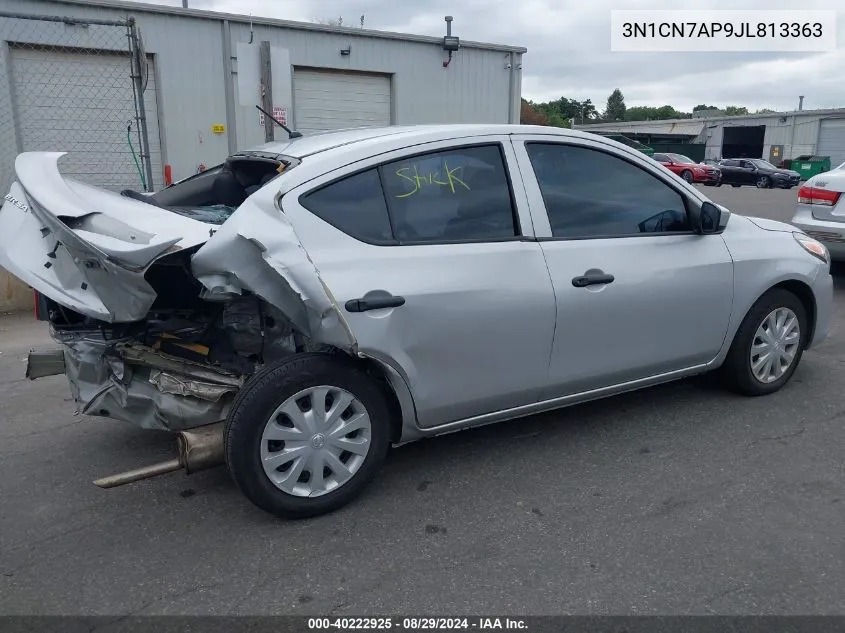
[[797, 185, 841, 207]]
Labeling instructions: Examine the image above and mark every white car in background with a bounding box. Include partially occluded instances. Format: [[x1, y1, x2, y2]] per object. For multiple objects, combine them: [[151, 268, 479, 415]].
[[791, 166, 845, 261]]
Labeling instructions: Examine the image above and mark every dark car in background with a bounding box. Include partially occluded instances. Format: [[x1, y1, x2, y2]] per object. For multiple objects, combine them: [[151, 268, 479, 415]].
[[718, 158, 801, 189], [654, 153, 721, 186]]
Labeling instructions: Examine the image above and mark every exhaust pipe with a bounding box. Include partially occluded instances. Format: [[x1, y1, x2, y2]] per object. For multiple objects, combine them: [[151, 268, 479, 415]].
[[93, 423, 224, 489]]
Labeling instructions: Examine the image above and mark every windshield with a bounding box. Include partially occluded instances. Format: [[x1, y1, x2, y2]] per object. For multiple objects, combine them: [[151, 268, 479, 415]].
[[669, 154, 695, 164], [750, 159, 778, 169]]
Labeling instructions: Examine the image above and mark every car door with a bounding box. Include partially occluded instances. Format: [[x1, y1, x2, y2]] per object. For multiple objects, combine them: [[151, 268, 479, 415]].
[[654, 153, 678, 176], [280, 137, 558, 428], [721, 160, 743, 184], [510, 136, 734, 398], [739, 160, 757, 184]]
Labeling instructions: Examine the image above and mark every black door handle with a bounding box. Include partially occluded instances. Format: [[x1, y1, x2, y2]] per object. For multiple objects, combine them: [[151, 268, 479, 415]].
[[345, 295, 406, 313], [571, 273, 614, 288]]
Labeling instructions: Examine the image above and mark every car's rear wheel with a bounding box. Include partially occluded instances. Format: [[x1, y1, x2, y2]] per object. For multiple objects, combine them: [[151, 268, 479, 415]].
[[756, 175, 771, 188], [721, 289, 807, 396], [224, 353, 392, 519], [681, 170, 693, 183]]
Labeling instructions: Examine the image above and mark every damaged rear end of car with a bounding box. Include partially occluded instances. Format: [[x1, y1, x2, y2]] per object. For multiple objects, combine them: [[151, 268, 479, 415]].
[[2, 150, 359, 486]]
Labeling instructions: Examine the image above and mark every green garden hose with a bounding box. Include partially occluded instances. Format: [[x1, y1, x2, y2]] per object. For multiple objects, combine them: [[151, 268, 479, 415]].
[[127, 122, 147, 190]]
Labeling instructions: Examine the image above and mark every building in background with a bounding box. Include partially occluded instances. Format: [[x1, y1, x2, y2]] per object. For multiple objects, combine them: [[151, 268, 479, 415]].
[[575, 108, 845, 167], [0, 0, 525, 309]]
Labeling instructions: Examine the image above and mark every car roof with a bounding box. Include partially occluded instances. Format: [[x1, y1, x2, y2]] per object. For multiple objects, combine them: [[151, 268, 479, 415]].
[[248, 124, 606, 159]]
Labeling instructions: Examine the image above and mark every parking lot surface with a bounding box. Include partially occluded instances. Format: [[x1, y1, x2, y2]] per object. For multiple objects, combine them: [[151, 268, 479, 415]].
[[2, 186, 844, 616]]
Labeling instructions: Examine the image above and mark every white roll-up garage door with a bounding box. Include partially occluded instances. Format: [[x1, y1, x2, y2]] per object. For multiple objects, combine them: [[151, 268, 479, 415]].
[[10, 47, 163, 191], [817, 119, 845, 170], [293, 69, 391, 134]]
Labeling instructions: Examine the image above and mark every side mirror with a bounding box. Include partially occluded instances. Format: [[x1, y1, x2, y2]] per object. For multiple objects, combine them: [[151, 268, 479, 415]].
[[692, 201, 728, 234]]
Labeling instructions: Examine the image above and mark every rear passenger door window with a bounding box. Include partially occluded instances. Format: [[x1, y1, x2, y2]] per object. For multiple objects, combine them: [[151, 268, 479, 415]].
[[299, 168, 394, 244], [379, 144, 519, 243], [525, 143, 691, 238]]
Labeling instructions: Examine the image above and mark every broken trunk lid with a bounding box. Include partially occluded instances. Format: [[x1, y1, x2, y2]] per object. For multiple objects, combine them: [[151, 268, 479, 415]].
[[0, 152, 214, 323]]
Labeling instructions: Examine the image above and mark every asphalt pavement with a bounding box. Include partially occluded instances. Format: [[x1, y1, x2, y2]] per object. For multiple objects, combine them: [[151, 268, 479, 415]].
[[2, 185, 844, 616]]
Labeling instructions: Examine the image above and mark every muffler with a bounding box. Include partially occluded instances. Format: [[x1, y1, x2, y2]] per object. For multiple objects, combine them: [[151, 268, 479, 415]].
[[93, 422, 224, 489]]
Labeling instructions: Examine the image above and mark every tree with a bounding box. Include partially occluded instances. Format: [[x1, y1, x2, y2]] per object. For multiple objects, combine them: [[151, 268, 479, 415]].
[[755, 108, 776, 114], [693, 104, 719, 112], [520, 99, 549, 126], [604, 89, 626, 121], [724, 105, 749, 116], [534, 96, 597, 125], [624, 105, 688, 121], [313, 16, 344, 26]]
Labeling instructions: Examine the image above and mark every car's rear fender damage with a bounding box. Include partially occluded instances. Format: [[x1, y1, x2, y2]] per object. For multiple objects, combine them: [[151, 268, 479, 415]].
[[10, 157, 419, 486]]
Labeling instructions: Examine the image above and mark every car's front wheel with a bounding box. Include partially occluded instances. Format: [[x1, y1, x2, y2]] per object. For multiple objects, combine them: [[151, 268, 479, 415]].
[[681, 170, 693, 183], [225, 353, 392, 518], [721, 289, 807, 396], [756, 175, 771, 188]]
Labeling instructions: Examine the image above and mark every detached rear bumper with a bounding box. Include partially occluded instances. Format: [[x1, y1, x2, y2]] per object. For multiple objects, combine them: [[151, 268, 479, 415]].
[[28, 327, 244, 432], [26, 348, 66, 379]]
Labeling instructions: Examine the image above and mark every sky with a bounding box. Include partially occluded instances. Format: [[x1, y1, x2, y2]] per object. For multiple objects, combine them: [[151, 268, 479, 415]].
[[136, 0, 845, 114]]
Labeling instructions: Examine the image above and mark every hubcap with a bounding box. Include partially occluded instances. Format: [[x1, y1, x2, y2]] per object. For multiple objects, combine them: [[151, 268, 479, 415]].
[[750, 307, 800, 383], [757, 177, 767, 187], [260, 386, 372, 498]]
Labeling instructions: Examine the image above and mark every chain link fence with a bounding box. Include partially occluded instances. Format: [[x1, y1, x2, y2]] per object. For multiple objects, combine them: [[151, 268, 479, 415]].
[[0, 10, 155, 194]]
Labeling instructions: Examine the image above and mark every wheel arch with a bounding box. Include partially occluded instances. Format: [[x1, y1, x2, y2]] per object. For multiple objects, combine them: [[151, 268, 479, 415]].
[[323, 348, 418, 445], [713, 275, 818, 370], [770, 279, 816, 348]]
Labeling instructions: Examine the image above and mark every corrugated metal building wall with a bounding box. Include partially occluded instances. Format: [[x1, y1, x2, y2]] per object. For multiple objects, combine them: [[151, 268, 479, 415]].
[[576, 109, 845, 165], [0, 0, 525, 310], [1, 0, 524, 185], [708, 113, 824, 161]]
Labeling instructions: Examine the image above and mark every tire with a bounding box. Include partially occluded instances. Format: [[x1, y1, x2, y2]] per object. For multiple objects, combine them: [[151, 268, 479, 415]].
[[224, 353, 392, 519], [720, 289, 807, 396], [681, 170, 693, 183], [756, 175, 771, 188]]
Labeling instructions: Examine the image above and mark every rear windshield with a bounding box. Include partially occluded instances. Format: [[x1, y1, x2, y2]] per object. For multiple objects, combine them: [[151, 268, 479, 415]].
[[121, 153, 294, 225]]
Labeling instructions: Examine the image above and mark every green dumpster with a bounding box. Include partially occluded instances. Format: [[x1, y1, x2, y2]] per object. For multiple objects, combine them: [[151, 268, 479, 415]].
[[591, 133, 654, 157], [792, 155, 831, 180]]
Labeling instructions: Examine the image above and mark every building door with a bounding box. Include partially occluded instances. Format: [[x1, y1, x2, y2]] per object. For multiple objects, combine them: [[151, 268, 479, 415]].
[[10, 47, 163, 191], [769, 144, 784, 165], [817, 119, 845, 169], [293, 68, 391, 134]]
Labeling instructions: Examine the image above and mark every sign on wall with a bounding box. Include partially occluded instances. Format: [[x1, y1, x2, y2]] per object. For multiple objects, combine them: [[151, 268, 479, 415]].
[[259, 106, 287, 127]]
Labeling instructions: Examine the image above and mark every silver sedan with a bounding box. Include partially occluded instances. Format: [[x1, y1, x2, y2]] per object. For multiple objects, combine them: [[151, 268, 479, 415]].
[[791, 164, 845, 260], [0, 124, 834, 519]]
